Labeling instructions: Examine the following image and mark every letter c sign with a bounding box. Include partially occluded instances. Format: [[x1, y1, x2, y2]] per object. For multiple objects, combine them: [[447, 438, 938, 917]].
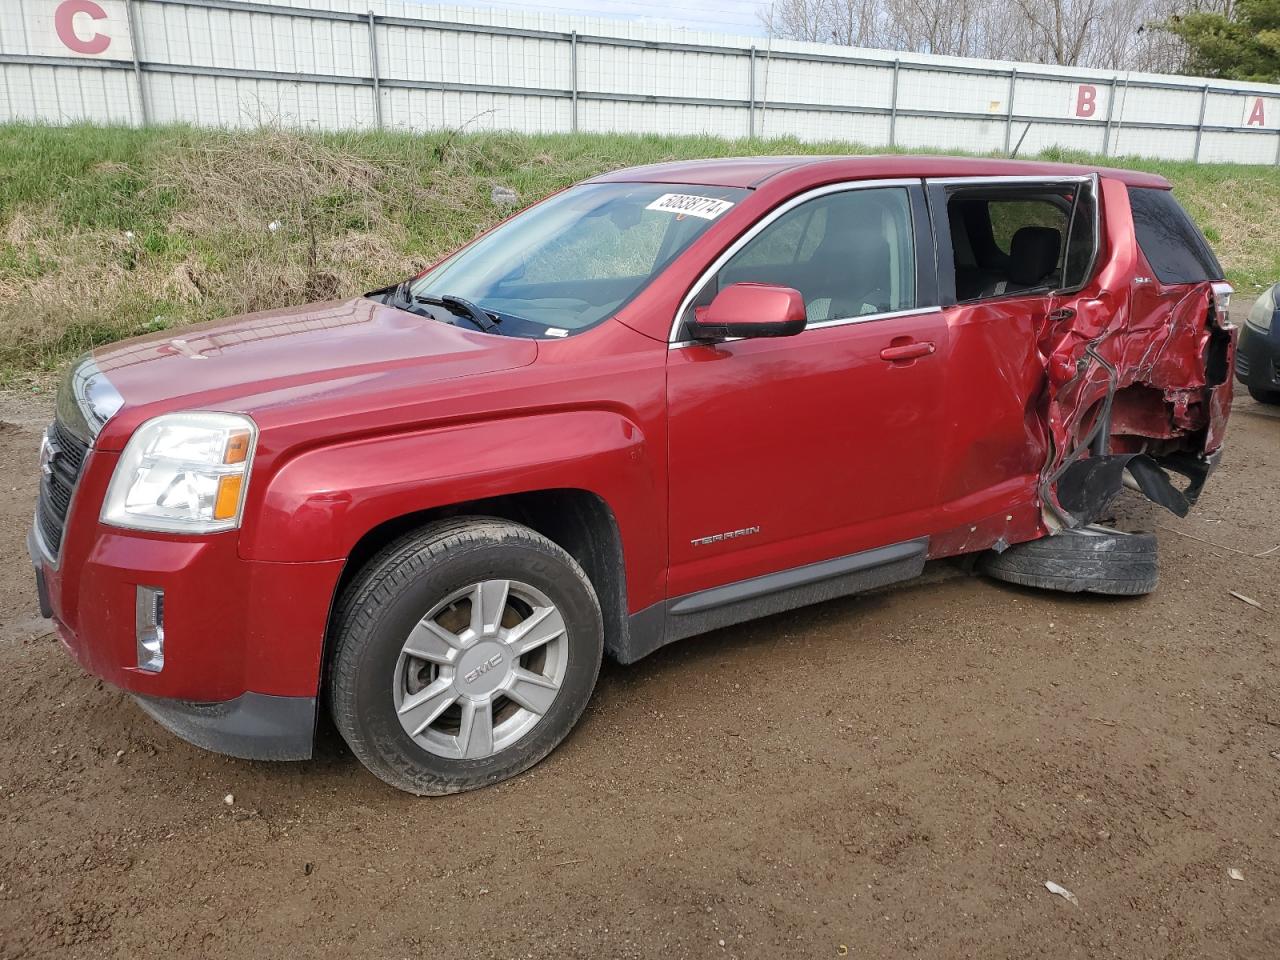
[[55, 0, 111, 55]]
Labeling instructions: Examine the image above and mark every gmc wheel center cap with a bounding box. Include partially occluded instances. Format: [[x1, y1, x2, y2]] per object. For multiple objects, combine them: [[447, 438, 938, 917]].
[[456, 641, 510, 697]]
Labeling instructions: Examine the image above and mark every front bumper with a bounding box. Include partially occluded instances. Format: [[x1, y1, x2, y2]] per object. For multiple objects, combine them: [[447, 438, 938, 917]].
[[30, 473, 344, 761], [29, 527, 53, 619], [1236, 322, 1280, 394], [136, 692, 316, 761]]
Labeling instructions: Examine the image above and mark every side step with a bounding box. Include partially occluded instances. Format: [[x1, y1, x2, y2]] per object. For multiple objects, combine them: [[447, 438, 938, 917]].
[[614, 538, 929, 663]]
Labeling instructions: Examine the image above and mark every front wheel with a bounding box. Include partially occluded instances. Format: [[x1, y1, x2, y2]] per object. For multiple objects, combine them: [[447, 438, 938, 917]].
[[328, 518, 603, 795], [1248, 385, 1280, 405]]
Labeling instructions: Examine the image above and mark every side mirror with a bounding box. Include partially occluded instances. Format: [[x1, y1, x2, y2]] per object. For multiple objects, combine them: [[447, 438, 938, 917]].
[[692, 283, 807, 340]]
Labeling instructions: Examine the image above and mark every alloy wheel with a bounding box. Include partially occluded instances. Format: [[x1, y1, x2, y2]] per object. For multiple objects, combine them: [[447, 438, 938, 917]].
[[392, 579, 569, 760]]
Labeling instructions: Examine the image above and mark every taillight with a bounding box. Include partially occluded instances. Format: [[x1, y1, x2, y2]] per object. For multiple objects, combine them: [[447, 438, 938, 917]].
[[1211, 281, 1234, 326]]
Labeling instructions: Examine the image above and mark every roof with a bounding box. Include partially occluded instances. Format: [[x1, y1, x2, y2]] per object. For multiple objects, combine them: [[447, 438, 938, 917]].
[[589, 155, 1171, 190]]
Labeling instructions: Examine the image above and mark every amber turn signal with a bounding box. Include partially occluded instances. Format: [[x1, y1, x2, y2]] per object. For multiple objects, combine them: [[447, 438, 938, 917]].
[[224, 430, 251, 464], [213, 474, 244, 520]]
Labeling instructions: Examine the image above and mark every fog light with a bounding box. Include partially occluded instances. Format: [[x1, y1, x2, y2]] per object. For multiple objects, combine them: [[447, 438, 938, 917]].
[[136, 585, 165, 673]]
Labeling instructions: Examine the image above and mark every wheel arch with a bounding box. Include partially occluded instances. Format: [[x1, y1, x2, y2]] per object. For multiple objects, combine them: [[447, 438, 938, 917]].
[[327, 488, 632, 672]]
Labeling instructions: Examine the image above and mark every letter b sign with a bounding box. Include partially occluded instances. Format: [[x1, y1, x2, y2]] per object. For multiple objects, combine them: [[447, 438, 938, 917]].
[[1074, 84, 1098, 119]]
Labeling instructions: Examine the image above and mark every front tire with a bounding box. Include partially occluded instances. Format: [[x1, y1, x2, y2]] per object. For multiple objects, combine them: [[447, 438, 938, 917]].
[[1248, 385, 1280, 405], [328, 518, 603, 795]]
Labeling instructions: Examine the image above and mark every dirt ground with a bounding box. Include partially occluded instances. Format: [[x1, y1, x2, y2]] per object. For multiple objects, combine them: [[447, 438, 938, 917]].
[[1, 341, 1278, 959]]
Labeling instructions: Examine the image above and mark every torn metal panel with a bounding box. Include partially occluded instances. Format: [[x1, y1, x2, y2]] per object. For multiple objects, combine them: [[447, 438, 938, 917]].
[[1056, 451, 1209, 522], [1038, 177, 1237, 527], [1056, 454, 1134, 521]]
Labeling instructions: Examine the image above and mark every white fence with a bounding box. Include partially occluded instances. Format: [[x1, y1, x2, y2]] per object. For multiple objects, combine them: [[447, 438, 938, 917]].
[[3, 0, 1280, 164]]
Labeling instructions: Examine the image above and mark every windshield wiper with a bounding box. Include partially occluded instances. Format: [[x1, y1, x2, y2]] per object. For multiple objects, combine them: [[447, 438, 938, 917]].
[[367, 277, 415, 308], [414, 294, 499, 333], [391, 277, 416, 306]]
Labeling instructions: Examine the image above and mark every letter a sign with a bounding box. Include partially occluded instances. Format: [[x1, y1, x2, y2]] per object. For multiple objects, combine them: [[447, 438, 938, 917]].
[[1243, 96, 1269, 128]]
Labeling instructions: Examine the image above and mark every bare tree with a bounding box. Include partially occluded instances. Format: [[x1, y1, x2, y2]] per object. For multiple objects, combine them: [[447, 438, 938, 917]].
[[882, 0, 985, 57], [758, 0, 1214, 73], [763, 0, 879, 44], [1010, 0, 1106, 65], [764, 0, 834, 42]]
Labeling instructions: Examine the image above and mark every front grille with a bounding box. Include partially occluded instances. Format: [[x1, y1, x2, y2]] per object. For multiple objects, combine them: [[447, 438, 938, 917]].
[[37, 419, 90, 558], [1236, 353, 1251, 378]]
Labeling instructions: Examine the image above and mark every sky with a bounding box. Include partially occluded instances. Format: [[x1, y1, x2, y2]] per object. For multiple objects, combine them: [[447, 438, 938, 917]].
[[423, 0, 770, 35]]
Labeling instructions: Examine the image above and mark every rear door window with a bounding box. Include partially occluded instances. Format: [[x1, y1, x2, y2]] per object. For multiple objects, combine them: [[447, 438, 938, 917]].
[[940, 181, 1097, 303], [988, 199, 1068, 255], [1127, 187, 1223, 285]]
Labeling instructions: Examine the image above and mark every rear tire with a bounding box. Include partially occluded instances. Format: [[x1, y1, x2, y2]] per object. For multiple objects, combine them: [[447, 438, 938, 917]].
[[979, 525, 1158, 596], [328, 518, 603, 796], [1248, 385, 1280, 405]]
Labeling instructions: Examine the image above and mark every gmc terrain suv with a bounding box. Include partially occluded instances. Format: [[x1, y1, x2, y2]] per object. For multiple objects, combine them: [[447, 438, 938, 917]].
[[30, 156, 1235, 794]]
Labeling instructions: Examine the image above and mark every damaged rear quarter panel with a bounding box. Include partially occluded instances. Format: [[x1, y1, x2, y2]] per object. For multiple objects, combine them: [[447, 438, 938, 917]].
[[1039, 177, 1236, 525], [1117, 275, 1234, 452]]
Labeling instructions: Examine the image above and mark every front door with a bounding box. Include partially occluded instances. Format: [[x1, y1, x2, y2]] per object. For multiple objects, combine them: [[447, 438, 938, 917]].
[[665, 183, 948, 600]]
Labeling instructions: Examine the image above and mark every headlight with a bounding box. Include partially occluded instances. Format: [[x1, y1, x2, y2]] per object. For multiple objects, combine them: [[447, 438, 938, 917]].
[[1247, 285, 1276, 333], [101, 412, 258, 534]]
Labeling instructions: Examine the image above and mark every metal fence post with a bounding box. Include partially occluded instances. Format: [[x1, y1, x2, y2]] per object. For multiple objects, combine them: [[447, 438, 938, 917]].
[[1003, 68, 1016, 154], [888, 58, 900, 148], [366, 12, 383, 128], [1113, 74, 1129, 154], [570, 31, 579, 133], [1102, 76, 1118, 156], [748, 45, 756, 139], [1193, 84, 1209, 162], [123, 0, 149, 126]]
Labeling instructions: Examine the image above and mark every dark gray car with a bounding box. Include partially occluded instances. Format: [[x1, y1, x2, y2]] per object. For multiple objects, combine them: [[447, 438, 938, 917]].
[[1237, 283, 1280, 405]]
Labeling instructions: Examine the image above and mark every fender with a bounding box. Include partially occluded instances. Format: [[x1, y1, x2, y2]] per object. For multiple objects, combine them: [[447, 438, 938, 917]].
[[238, 409, 666, 612]]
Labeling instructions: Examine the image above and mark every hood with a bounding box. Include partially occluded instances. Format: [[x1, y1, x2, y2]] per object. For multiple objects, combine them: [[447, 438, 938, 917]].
[[89, 298, 537, 449]]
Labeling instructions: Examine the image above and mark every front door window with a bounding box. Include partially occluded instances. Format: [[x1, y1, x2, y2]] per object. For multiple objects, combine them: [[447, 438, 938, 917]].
[[683, 187, 918, 331]]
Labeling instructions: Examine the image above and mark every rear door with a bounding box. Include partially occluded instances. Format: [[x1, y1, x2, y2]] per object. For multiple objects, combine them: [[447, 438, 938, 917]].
[[665, 181, 948, 599], [924, 175, 1101, 549]]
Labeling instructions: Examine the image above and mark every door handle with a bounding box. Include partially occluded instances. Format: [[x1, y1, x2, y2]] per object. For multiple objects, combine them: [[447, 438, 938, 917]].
[[879, 341, 936, 362], [1048, 307, 1076, 322]]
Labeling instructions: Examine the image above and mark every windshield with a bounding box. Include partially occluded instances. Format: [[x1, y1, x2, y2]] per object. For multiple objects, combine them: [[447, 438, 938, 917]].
[[408, 182, 748, 337]]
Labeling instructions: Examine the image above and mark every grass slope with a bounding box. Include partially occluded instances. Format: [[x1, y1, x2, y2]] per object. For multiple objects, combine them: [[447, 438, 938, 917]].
[[1, 123, 1277, 380]]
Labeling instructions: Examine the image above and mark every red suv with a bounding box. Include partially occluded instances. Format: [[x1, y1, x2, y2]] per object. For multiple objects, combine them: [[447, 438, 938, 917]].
[[30, 156, 1234, 794]]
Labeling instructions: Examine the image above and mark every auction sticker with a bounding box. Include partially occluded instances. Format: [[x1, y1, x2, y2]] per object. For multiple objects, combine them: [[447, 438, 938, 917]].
[[645, 193, 735, 219]]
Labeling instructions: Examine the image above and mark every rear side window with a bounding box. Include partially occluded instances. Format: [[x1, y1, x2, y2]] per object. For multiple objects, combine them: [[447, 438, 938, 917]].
[[1127, 187, 1223, 285], [988, 199, 1068, 254], [943, 181, 1096, 303]]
